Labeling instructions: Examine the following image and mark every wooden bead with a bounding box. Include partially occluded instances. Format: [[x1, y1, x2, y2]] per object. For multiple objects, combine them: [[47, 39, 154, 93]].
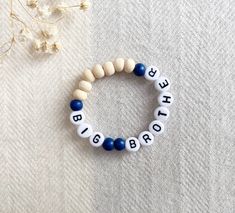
[[82, 68, 95, 82], [113, 58, 125, 72], [70, 111, 85, 125], [124, 58, 135, 73], [92, 64, 105, 79], [103, 61, 115, 76], [125, 137, 140, 152], [73, 89, 88, 100], [78, 80, 92, 93]]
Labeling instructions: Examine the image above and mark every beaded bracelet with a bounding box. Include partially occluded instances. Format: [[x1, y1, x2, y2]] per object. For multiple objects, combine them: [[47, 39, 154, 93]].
[[69, 58, 173, 152]]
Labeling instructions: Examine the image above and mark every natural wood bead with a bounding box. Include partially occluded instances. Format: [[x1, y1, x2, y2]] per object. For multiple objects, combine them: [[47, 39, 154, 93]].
[[113, 58, 125, 72], [82, 69, 95, 82], [124, 58, 135, 73], [79, 80, 92, 93], [92, 64, 105, 79], [73, 89, 88, 100], [103, 61, 115, 76]]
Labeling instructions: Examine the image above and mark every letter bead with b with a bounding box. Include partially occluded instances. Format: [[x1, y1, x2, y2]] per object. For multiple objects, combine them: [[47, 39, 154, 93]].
[[125, 137, 140, 152], [70, 111, 85, 125]]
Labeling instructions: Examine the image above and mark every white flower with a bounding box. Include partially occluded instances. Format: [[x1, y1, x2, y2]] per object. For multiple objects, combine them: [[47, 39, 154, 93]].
[[54, 2, 69, 14], [38, 5, 52, 18], [80, 0, 90, 11], [27, 0, 38, 8], [18, 27, 34, 42], [40, 24, 58, 39], [33, 39, 41, 51], [51, 41, 62, 53], [41, 41, 51, 53]]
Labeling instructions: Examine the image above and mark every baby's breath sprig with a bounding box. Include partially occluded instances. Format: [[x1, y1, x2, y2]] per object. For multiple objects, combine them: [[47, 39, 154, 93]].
[[0, 0, 90, 62]]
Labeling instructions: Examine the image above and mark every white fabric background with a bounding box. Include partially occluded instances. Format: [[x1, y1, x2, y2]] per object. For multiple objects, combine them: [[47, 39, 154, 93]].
[[0, 0, 235, 212]]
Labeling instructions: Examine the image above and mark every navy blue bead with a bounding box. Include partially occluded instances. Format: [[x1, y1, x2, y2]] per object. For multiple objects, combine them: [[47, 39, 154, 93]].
[[114, 138, 125, 151], [102, 138, 114, 151], [70, 100, 83, 111], [133, 63, 146, 76]]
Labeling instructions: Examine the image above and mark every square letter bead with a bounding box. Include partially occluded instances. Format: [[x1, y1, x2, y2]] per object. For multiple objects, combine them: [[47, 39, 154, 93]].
[[70, 111, 85, 125], [144, 66, 160, 81]]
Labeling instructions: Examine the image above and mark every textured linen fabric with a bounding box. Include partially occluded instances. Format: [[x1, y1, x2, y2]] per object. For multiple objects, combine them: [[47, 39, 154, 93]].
[[0, 0, 235, 212]]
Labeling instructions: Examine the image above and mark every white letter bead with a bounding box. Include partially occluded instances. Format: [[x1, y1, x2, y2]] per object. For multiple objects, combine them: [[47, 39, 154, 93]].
[[70, 111, 85, 125], [77, 123, 93, 138], [149, 120, 164, 136], [154, 106, 170, 121], [138, 131, 154, 146], [144, 66, 160, 81], [103, 61, 115, 76], [158, 92, 174, 107], [73, 89, 88, 100], [155, 76, 171, 92], [92, 64, 105, 79], [124, 58, 135, 73], [83, 69, 95, 82], [89, 132, 105, 147], [113, 58, 125, 72], [78, 80, 92, 93], [125, 137, 141, 152]]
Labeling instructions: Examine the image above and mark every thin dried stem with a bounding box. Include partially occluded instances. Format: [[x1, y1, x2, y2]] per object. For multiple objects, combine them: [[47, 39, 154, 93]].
[[17, 0, 65, 25], [0, 37, 15, 60], [1, 0, 90, 59]]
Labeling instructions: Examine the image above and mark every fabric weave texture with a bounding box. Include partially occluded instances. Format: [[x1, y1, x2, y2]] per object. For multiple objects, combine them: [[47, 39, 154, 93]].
[[0, 0, 234, 212]]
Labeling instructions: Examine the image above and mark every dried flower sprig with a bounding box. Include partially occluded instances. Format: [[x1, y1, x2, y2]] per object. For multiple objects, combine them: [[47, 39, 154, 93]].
[[0, 0, 90, 62]]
